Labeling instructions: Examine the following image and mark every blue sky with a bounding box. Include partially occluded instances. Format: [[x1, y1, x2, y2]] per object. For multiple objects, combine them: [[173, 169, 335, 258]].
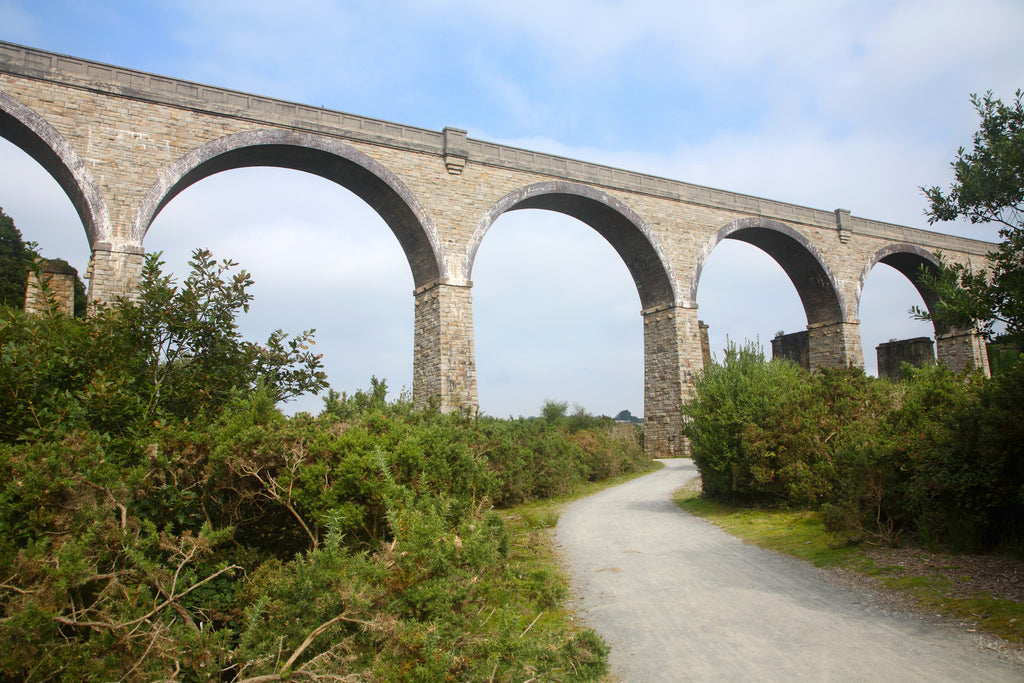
[[1, 0, 1022, 417]]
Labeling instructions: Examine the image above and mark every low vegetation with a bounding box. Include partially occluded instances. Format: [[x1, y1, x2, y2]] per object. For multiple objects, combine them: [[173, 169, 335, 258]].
[[0, 249, 653, 681], [683, 341, 1024, 554]]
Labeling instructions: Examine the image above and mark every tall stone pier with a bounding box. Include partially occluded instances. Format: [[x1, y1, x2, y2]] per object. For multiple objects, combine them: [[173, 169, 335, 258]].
[[0, 41, 995, 455]]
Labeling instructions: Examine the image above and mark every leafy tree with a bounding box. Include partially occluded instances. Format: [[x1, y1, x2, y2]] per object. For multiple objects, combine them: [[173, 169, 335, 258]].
[[0, 248, 329, 439], [0, 206, 30, 309], [915, 90, 1024, 342], [540, 398, 568, 424], [1, 207, 87, 315]]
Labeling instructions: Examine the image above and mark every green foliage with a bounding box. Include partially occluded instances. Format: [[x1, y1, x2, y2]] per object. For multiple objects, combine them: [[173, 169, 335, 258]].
[[682, 340, 870, 506], [0, 249, 328, 441], [116, 250, 328, 416], [685, 341, 1024, 552], [0, 208, 87, 316], [0, 388, 642, 680], [0, 245, 647, 679], [922, 90, 1024, 231], [0, 207, 29, 309], [541, 398, 569, 424], [916, 90, 1024, 342]]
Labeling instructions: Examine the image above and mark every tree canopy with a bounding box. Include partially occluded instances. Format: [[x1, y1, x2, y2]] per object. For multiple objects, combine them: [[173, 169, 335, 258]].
[[0, 207, 29, 309], [0, 249, 329, 440], [0, 206, 87, 316], [915, 90, 1024, 343]]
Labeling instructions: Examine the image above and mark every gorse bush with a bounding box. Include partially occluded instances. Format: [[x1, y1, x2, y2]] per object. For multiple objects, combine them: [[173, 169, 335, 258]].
[[0, 249, 327, 442], [684, 342, 1024, 553], [0, 395, 637, 680], [0, 251, 647, 680]]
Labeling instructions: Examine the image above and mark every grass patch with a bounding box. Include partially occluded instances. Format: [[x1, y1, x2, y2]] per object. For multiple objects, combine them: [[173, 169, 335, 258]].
[[674, 483, 1024, 646], [675, 483, 858, 568]]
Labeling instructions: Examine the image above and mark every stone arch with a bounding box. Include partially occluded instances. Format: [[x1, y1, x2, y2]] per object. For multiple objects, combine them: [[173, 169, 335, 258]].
[[858, 244, 942, 325], [132, 129, 446, 288], [690, 217, 847, 325], [464, 181, 677, 310], [0, 89, 111, 247]]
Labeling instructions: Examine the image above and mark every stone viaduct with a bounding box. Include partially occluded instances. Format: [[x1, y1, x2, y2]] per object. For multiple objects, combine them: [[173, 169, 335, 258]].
[[0, 41, 994, 455]]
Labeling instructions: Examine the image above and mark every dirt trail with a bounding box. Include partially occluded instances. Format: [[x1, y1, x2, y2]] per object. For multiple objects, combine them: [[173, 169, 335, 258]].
[[556, 459, 1023, 682]]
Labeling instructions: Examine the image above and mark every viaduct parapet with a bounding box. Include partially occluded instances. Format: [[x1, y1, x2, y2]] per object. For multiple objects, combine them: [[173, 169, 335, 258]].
[[0, 41, 994, 455]]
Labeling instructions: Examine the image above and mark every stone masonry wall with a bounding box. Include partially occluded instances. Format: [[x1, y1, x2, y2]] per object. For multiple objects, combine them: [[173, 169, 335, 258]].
[[771, 331, 810, 370], [0, 41, 1000, 455], [413, 282, 478, 412], [24, 260, 76, 315], [643, 305, 703, 457], [808, 321, 863, 371], [698, 320, 711, 368], [937, 330, 992, 376], [876, 337, 935, 381], [86, 245, 146, 305]]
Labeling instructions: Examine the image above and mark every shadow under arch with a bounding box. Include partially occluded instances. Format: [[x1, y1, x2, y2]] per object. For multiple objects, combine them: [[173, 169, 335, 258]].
[[464, 181, 677, 310], [0, 89, 110, 247], [132, 129, 446, 288], [858, 243, 943, 330], [690, 217, 847, 325]]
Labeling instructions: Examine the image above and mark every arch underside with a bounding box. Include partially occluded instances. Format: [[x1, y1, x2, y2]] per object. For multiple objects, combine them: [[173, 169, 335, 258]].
[[863, 245, 943, 333], [0, 90, 108, 246], [473, 185, 676, 311], [138, 135, 444, 288], [721, 226, 844, 326]]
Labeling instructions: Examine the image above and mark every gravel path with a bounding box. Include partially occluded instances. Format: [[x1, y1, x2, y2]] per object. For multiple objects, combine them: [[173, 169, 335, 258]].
[[555, 459, 1024, 682]]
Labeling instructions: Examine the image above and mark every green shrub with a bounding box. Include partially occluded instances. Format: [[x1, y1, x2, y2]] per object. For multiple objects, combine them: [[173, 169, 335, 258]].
[[0, 249, 327, 443], [910, 361, 1024, 551], [683, 340, 850, 506], [0, 247, 646, 680], [687, 341, 1024, 553], [0, 384, 634, 680]]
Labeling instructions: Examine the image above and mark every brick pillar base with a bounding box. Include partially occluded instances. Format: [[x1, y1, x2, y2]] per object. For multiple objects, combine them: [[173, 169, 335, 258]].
[[643, 304, 703, 458], [807, 320, 863, 372], [936, 329, 991, 376], [24, 260, 77, 316], [413, 281, 478, 413], [86, 243, 146, 309]]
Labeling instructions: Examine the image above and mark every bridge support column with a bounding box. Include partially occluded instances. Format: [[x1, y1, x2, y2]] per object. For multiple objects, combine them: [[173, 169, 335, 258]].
[[936, 329, 991, 376], [412, 281, 479, 413], [643, 304, 703, 457], [807, 320, 863, 371], [86, 242, 146, 309]]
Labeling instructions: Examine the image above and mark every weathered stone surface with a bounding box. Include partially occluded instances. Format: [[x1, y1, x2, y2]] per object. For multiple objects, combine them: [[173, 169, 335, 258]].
[[413, 282, 478, 411], [877, 337, 935, 381], [643, 304, 702, 456], [0, 40, 997, 455], [937, 329, 991, 376], [24, 259, 76, 315], [808, 321, 863, 372], [772, 331, 810, 370], [698, 320, 711, 368]]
